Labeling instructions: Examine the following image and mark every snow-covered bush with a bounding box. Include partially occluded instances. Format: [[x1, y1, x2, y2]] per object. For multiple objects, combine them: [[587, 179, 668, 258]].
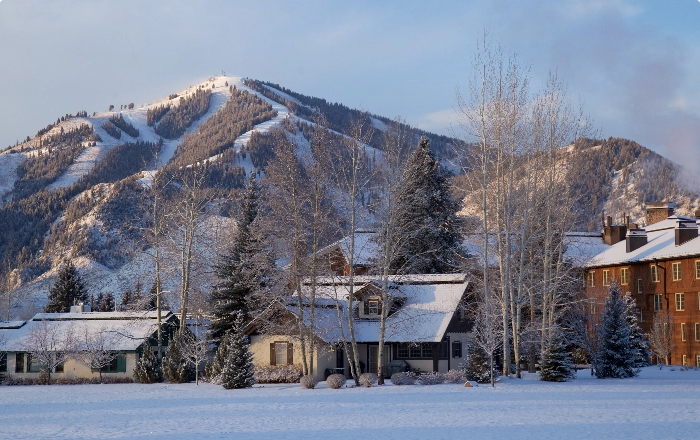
[[220, 317, 255, 390], [254, 364, 303, 384], [595, 283, 640, 379], [540, 332, 575, 382], [162, 337, 194, 384], [300, 375, 318, 389], [359, 373, 377, 387], [326, 374, 346, 389], [417, 372, 445, 385], [444, 369, 467, 383], [463, 337, 499, 384], [390, 372, 415, 385]]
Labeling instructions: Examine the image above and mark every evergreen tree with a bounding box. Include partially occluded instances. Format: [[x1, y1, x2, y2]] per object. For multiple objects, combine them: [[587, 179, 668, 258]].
[[209, 177, 266, 346], [45, 262, 88, 313], [133, 343, 163, 383], [98, 292, 115, 312], [540, 331, 575, 382], [463, 337, 499, 384], [120, 289, 133, 311], [595, 283, 639, 379], [162, 336, 193, 383], [220, 314, 255, 389], [205, 329, 230, 382], [389, 137, 462, 274], [623, 291, 652, 368]]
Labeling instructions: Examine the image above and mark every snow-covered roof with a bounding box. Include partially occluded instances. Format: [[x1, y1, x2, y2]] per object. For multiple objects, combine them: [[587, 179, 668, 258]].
[[287, 275, 469, 343], [586, 216, 700, 268], [0, 321, 26, 329], [320, 230, 380, 267], [0, 311, 175, 352]]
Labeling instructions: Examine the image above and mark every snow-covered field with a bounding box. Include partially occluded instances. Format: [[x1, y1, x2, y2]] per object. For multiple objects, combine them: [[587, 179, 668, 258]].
[[2, 367, 700, 439]]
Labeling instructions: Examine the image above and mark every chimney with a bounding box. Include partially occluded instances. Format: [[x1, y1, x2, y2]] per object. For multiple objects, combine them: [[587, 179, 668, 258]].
[[604, 215, 627, 246], [626, 228, 647, 253], [645, 201, 674, 226], [69, 303, 91, 313], [675, 220, 699, 246]]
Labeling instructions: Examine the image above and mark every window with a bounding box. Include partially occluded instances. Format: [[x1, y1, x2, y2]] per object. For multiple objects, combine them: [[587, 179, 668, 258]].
[[696, 261, 700, 279], [590, 300, 597, 315], [336, 348, 345, 369], [92, 354, 126, 373], [397, 343, 440, 359], [620, 268, 629, 285], [639, 309, 644, 323], [681, 323, 687, 341], [15, 353, 24, 373], [672, 262, 682, 281], [452, 341, 462, 358], [697, 355, 700, 369], [409, 344, 421, 359], [421, 344, 433, 359], [368, 300, 379, 315], [587, 271, 595, 287], [637, 279, 643, 294], [0, 352, 6, 373], [682, 355, 687, 366], [654, 294, 663, 311], [603, 270, 610, 286], [651, 265, 659, 283], [397, 344, 409, 359], [271, 341, 291, 366], [676, 293, 685, 311], [695, 323, 699, 342]]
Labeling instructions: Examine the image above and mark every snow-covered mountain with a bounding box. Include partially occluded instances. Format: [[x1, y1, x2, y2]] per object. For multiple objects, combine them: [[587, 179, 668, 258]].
[[0, 75, 697, 319]]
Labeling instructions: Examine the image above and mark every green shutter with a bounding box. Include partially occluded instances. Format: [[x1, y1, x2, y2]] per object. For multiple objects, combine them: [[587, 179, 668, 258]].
[[116, 354, 127, 372], [287, 343, 293, 365]]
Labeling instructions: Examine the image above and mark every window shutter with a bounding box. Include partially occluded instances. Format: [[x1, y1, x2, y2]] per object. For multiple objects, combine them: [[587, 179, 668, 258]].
[[287, 342, 294, 365], [117, 354, 126, 372], [363, 301, 369, 315], [270, 343, 276, 365]]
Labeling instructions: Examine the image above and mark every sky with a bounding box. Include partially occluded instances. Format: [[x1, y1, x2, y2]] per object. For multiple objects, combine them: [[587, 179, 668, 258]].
[[0, 0, 699, 170]]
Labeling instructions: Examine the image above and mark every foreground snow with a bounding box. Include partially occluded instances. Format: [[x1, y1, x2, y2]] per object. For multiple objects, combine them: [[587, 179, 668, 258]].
[[2, 367, 699, 439]]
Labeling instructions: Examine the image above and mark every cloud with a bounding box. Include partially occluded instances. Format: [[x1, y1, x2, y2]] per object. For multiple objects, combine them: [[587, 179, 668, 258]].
[[409, 109, 458, 136]]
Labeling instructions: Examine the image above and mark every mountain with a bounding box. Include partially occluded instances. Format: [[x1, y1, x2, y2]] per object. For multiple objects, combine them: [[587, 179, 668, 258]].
[[0, 75, 697, 319]]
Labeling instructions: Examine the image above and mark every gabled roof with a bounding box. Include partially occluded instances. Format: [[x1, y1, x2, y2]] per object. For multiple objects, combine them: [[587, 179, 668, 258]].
[[318, 230, 380, 267], [0, 311, 175, 352], [287, 274, 469, 344], [586, 216, 700, 268]]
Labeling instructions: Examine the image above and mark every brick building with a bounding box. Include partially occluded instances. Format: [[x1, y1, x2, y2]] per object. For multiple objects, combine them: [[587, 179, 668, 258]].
[[583, 203, 700, 366]]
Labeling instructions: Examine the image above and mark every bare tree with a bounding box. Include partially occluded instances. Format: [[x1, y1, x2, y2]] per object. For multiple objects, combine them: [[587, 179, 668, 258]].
[[73, 323, 119, 383], [649, 313, 674, 365], [23, 320, 77, 383], [472, 290, 502, 387]]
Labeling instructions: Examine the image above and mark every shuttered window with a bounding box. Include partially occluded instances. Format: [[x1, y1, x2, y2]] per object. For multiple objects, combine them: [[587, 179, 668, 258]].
[[270, 342, 293, 366]]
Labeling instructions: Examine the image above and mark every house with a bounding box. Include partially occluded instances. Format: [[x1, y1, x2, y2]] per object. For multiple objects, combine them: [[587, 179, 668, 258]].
[[0, 307, 179, 380], [317, 230, 379, 276], [583, 202, 700, 366], [247, 274, 472, 382]]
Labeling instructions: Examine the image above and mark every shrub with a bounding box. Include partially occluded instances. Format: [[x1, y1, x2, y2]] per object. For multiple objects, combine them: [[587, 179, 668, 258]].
[[133, 344, 163, 384], [326, 374, 347, 389], [300, 375, 318, 389], [390, 372, 415, 385], [254, 364, 303, 384], [359, 373, 377, 388], [417, 372, 445, 385], [444, 369, 467, 383], [1, 375, 133, 386]]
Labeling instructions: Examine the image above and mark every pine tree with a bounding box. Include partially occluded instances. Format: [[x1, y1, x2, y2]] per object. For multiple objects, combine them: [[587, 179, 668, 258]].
[[389, 137, 463, 274], [595, 283, 639, 379], [463, 337, 499, 384], [98, 292, 115, 312], [623, 292, 652, 368], [133, 343, 163, 383], [120, 289, 133, 311], [209, 177, 265, 346], [540, 331, 575, 382], [45, 262, 88, 313], [220, 314, 255, 389], [205, 330, 230, 382], [162, 336, 193, 383]]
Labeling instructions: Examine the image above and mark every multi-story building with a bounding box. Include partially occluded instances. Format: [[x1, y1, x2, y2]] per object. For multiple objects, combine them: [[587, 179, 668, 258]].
[[583, 202, 700, 366]]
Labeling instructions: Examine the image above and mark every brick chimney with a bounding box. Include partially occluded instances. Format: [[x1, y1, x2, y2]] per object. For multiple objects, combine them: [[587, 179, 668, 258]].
[[626, 228, 647, 253], [603, 215, 627, 245], [645, 201, 674, 226], [675, 220, 698, 246]]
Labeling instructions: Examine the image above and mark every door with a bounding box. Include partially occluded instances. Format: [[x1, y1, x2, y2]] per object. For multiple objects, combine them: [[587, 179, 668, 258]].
[[368, 345, 391, 375]]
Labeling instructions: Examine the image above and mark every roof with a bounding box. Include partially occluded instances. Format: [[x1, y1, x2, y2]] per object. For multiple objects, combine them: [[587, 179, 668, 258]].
[[287, 274, 469, 344], [0, 311, 175, 352], [586, 216, 700, 268], [319, 230, 380, 267]]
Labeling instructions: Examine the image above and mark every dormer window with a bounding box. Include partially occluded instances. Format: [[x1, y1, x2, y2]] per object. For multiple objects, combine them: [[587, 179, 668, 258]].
[[368, 300, 379, 315]]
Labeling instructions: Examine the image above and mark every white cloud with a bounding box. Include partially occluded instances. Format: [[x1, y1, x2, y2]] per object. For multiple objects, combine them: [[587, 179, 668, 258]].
[[409, 109, 457, 136]]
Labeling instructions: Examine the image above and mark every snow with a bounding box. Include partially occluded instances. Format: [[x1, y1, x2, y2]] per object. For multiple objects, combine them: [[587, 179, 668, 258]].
[[0, 150, 25, 203], [2, 367, 700, 439], [587, 216, 700, 267], [290, 275, 468, 343]]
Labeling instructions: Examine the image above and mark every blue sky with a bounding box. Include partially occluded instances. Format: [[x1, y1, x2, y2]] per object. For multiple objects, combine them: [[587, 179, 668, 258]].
[[0, 0, 698, 168]]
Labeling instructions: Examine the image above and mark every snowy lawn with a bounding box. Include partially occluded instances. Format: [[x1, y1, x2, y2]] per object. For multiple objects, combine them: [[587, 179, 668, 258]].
[[2, 367, 700, 439]]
